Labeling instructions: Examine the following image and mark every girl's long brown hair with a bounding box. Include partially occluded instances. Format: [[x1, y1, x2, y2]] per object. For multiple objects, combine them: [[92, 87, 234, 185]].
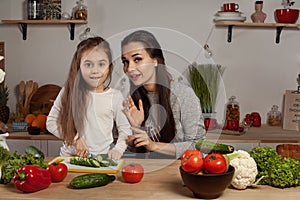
[[58, 37, 113, 145], [121, 30, 176, 142]]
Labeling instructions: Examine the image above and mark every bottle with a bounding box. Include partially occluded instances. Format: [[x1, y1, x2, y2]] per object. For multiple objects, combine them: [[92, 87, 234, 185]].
[[225, 96, 240, 131], [27, 0, 42, 20], [72, 0, 88, 20], [267, 105, 282, 126], [251, 1, 267, 23]]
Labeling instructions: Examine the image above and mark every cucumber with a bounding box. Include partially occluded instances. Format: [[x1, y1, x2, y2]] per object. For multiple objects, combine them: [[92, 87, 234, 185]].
[[70, 156, 100, 168], [69, 173, 115, 189], [100, 160, 110, 167], [25, 145, 45, 159], [195, 141, 234, 154]]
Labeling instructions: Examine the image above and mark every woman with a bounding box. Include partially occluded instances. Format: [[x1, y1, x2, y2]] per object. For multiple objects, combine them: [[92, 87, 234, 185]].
[[121, 30, 206, 159]]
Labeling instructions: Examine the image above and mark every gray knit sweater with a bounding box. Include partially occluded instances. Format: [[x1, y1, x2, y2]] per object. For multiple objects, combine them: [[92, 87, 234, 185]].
[[146, 79, 206, 158]]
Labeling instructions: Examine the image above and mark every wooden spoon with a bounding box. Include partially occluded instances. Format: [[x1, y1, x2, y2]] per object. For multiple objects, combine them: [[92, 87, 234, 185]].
[[23, 80, 34, 116], [18, 81, 25, 114]]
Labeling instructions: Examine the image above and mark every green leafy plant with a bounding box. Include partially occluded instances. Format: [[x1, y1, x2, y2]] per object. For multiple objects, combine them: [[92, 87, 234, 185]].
[[188, 63, 225, 113]]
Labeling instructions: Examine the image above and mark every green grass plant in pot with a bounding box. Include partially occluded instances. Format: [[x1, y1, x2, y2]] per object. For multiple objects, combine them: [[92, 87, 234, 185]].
[[189, 63, 225, 130]]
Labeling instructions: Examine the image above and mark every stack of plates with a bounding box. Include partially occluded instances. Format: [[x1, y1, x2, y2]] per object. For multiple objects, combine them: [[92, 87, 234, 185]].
[[214, 11, 246, 22]]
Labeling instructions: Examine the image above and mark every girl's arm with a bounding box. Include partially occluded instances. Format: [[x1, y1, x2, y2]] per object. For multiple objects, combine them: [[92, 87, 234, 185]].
[[46, 88, 64, 139]]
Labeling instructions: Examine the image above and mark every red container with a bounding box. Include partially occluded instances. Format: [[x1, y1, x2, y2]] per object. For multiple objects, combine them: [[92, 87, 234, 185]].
[[275, 9, 299, 23]]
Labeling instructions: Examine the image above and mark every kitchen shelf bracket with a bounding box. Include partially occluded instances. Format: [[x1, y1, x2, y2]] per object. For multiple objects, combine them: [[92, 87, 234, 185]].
[[20, 23, 27, 40], [69, 23, 75, 40], [227, 25, 233, 43], [276, 26, 283, 44]]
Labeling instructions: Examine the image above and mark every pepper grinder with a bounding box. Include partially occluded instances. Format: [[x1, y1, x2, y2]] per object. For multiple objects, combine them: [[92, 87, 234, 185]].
[[251, 1, 267, 23]]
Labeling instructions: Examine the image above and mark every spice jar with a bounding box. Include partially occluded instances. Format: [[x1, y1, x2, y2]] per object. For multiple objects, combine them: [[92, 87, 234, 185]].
[[72, 0, 88, 20], [267, 105, 282, 126], [225, 96, 240, 130]]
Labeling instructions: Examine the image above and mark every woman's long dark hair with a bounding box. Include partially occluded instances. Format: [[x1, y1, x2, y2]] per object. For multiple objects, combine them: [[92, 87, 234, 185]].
[[121, 30, 176, 142], [58, 37, 113, 145]]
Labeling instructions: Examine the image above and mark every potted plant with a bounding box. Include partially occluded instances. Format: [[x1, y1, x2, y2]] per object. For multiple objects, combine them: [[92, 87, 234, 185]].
[[188, 63, 225, 130], [275, 0, 299, 23]]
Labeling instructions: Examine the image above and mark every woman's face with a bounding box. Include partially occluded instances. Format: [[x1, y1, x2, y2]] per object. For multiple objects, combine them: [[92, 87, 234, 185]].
[[80, 47, 110, 91], [122, 42, 157, 87]]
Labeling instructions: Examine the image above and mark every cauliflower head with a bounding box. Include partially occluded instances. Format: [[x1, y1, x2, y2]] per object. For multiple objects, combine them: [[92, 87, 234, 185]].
[[228, 150, 258, 190]]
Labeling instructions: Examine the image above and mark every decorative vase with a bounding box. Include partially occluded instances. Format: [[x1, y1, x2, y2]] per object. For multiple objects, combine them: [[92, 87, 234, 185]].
[[251, 1, 267, 23]]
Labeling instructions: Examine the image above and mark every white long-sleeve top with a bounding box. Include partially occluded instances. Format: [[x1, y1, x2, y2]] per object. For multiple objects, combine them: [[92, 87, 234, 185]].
[[46, 87, 132, 156]]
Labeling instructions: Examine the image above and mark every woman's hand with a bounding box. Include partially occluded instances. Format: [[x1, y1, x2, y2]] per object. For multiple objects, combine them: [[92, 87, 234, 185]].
[[128, 126, 158, 152], [75, 137, 89, 157], [108, 149, 122, 160], [123, 96, 144, 127]]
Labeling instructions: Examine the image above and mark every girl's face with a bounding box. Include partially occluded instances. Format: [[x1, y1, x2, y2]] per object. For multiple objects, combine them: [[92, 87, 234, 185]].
[[122, 42, 157, 87], [80, 47, 110, 92]]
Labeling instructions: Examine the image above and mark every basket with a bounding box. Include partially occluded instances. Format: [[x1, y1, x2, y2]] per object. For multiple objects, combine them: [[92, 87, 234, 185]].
[[12, 122, 28, 132], [276, 144, 300, 161]]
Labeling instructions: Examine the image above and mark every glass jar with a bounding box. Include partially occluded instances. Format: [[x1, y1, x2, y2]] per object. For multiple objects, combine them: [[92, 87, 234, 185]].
[[72, 0, 88, 20], [27, 0, 42, 20], [267, 105, 282, 126], [226, 96, 240, 122]]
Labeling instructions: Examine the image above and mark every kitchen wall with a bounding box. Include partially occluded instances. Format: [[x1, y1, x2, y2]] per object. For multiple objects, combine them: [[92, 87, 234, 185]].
[[0, 0, 299, 123]]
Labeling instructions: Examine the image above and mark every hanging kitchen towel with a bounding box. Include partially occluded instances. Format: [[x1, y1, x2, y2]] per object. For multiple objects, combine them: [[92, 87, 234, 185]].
[[283, 90, 300, 131]]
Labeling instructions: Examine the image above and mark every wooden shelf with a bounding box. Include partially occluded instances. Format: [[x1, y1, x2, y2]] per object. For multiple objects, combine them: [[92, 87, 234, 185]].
[[1, 20, 87, 40], [215, 21, 300, 43]]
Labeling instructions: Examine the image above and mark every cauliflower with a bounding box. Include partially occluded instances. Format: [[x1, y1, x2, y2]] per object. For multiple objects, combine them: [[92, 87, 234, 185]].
[[227, 150, 258, 190]]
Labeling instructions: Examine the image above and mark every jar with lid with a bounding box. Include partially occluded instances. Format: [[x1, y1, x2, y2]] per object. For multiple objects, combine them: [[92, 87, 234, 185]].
[[27, 0, 42, 20], [267, 105, 282, 126], [72, 0, 88, 20], [225, 96, 240, 130]]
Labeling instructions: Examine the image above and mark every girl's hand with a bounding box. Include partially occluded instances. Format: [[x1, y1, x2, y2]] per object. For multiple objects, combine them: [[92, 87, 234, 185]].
[[108, 149, 122, 160], [75, 137, 89, 157], [123, 96, 144, 127], [129, 126, 158, 152]]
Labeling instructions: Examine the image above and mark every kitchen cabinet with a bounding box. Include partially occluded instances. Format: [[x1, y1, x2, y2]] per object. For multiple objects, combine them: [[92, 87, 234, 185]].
[[1, 20, 87, 40], [6, 125, 299, 156], [215, 21, 300, 43]]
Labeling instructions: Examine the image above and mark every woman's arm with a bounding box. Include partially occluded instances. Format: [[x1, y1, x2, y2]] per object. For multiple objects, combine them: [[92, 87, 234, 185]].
[[171, 82, 206, 158]]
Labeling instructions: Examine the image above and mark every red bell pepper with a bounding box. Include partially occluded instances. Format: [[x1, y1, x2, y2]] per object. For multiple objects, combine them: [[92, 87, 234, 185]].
[[13, 165, 52, 193]]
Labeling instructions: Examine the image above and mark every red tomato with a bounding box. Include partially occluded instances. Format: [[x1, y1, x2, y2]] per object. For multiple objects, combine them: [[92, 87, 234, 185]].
[[46, 162, 68, 182], [203, 153, 227, 174], [181, 150, 203, 173], [122, 163, 144, 183]]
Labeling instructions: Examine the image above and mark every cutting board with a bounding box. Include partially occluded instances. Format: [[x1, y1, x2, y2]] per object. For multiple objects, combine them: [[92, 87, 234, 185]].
[[30, 84, 61, 115], [49, 156, 124, 174]]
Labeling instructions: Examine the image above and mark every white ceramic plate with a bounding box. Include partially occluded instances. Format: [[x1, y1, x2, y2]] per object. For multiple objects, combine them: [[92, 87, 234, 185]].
[[214, 16, 246, 22], [216, 11, 243, 17]]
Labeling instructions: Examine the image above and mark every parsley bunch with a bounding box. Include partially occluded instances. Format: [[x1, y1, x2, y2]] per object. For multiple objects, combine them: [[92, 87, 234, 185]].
[[250, 146, 300, 188]]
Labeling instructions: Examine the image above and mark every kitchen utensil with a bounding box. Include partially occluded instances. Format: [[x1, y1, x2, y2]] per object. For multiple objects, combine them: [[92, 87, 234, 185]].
[[30, 84, 61, 115], [49, 156, 124, 174], [18, 81, 25, 114], [23, 80, 38, 116]]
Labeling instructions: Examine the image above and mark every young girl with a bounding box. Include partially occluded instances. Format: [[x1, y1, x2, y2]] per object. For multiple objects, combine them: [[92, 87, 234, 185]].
[[47, 37, 131, 160], [121, 30, 206, 159]]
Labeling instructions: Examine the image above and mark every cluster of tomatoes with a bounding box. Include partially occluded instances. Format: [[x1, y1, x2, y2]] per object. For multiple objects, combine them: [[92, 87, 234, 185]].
[[180, 150, 228, 174]]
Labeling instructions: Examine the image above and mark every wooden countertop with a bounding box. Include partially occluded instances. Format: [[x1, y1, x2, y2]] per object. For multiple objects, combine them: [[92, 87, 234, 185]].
[[6, 125, 300, 143], [206, 124, 300, 143], [7, 131, 60, 140], [0, 158, 299, 200]]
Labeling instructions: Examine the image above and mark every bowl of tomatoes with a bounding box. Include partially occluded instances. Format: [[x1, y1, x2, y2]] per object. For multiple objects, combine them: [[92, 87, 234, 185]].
[[180, 150, 235, 199]]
